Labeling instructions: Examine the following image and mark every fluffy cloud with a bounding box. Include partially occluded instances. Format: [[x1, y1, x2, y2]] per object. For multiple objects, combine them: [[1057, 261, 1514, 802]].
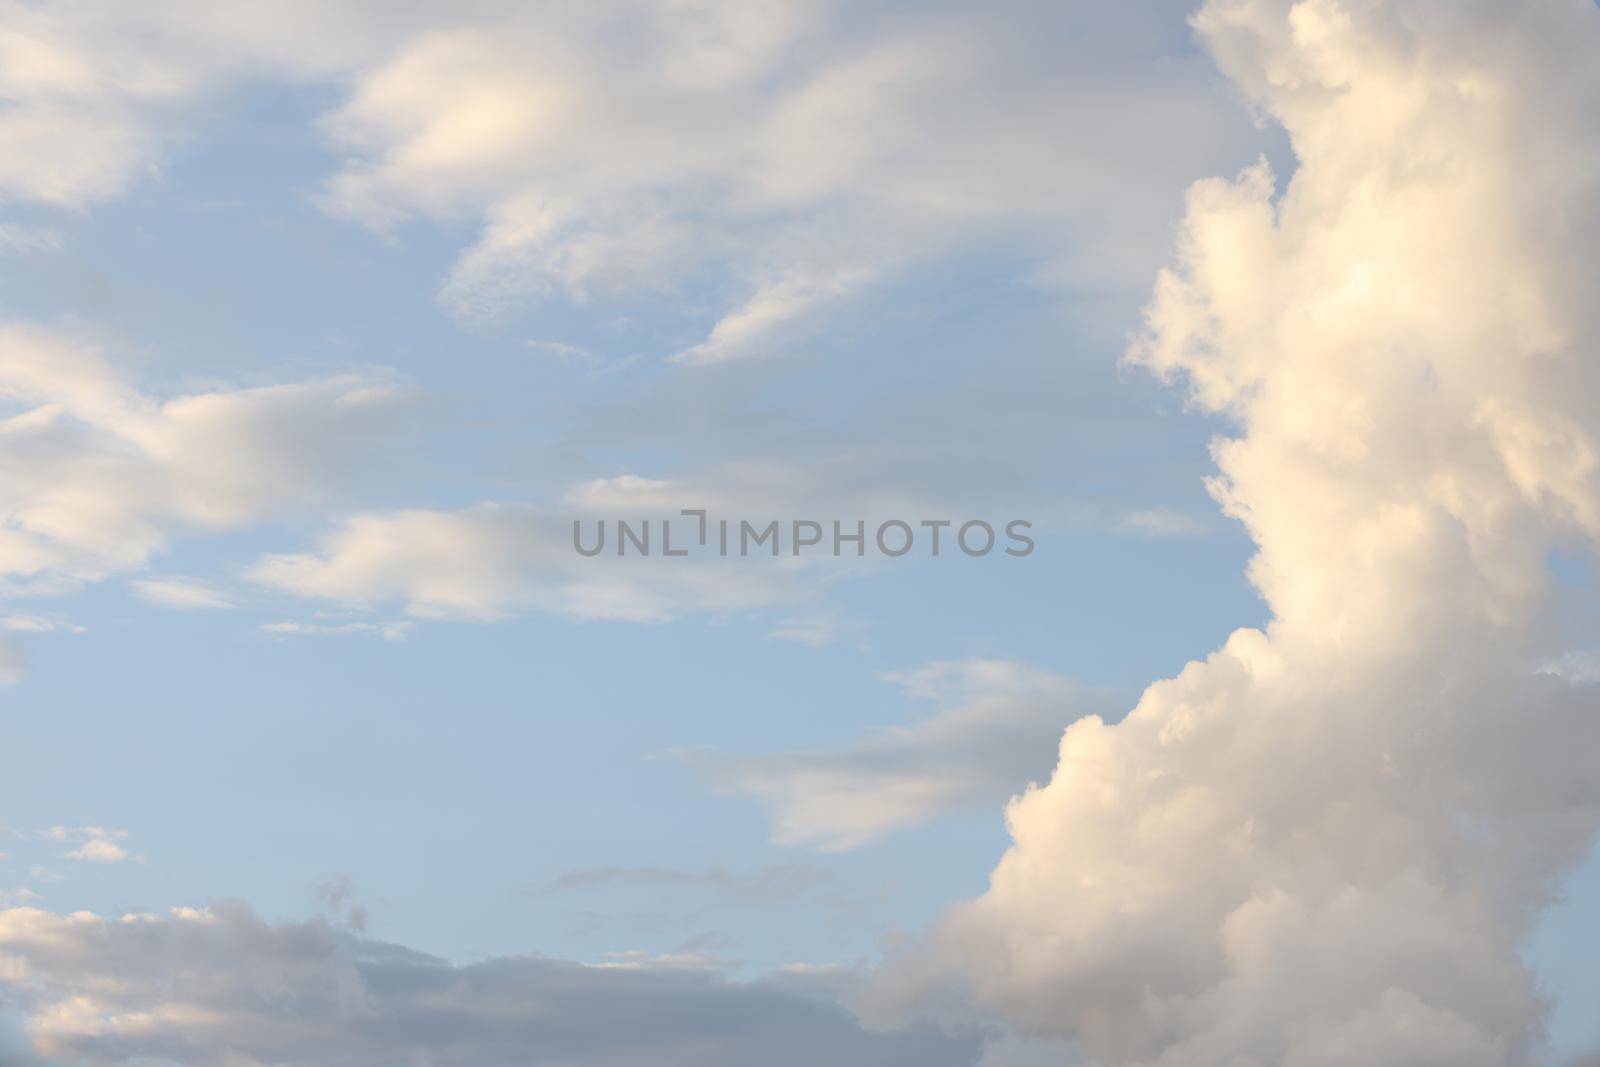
[[0, 902, 980, 1067], [867, 2, 1600, 1064], [689, 661, 1110, 850]]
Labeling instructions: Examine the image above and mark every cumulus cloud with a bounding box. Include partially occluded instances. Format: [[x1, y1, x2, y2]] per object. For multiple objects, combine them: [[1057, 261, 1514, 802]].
[[0, 902, 979, 1067], [866, 2, 1600, 1064], [689, 661, 1110, 851]]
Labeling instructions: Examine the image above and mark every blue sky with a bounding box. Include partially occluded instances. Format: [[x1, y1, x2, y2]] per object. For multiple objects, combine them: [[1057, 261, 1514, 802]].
[[2, 2, 1599, 1066]]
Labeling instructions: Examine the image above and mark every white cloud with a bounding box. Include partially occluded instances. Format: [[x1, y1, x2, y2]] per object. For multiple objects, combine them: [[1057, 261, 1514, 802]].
[[248, 496, 831, 626], [0, 1, 440, 208], [29, 827, 133, 865], [0, 2, 1259, 366], [312, 2, 1260, 359], [131, 576, 235, 611], [867, 3, 1600, 1064], [689, 660, 1110, 851], [0, 323, 409, 590], [0, 3, 1261, 683], [0, 321, 413, 678], [65, 838, 126, 864]]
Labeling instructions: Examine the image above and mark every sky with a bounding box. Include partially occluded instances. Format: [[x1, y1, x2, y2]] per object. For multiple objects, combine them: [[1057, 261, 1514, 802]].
[[1, 1, 1598, 1065]]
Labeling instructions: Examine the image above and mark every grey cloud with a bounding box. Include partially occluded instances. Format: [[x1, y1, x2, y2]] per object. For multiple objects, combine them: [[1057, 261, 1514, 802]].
[[0, 901, 981, 1067]]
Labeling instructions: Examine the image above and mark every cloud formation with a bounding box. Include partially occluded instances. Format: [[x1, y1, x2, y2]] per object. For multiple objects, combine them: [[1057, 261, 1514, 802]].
[[3, 1, 1259, 363], [868, 2, 1600, 1064], [0, 902, 979, 1067], [1, 2, 1253, 669], [314, 1, 1257, 358]]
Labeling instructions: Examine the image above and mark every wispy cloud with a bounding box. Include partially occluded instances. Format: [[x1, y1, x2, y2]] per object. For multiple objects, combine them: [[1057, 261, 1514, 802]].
[[131, 577, 236, 611], [1120, 506, 1206, 538], [687, 660, 1112, 850], [261, 620, 415, 641], [533, 863, 830, 908]]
